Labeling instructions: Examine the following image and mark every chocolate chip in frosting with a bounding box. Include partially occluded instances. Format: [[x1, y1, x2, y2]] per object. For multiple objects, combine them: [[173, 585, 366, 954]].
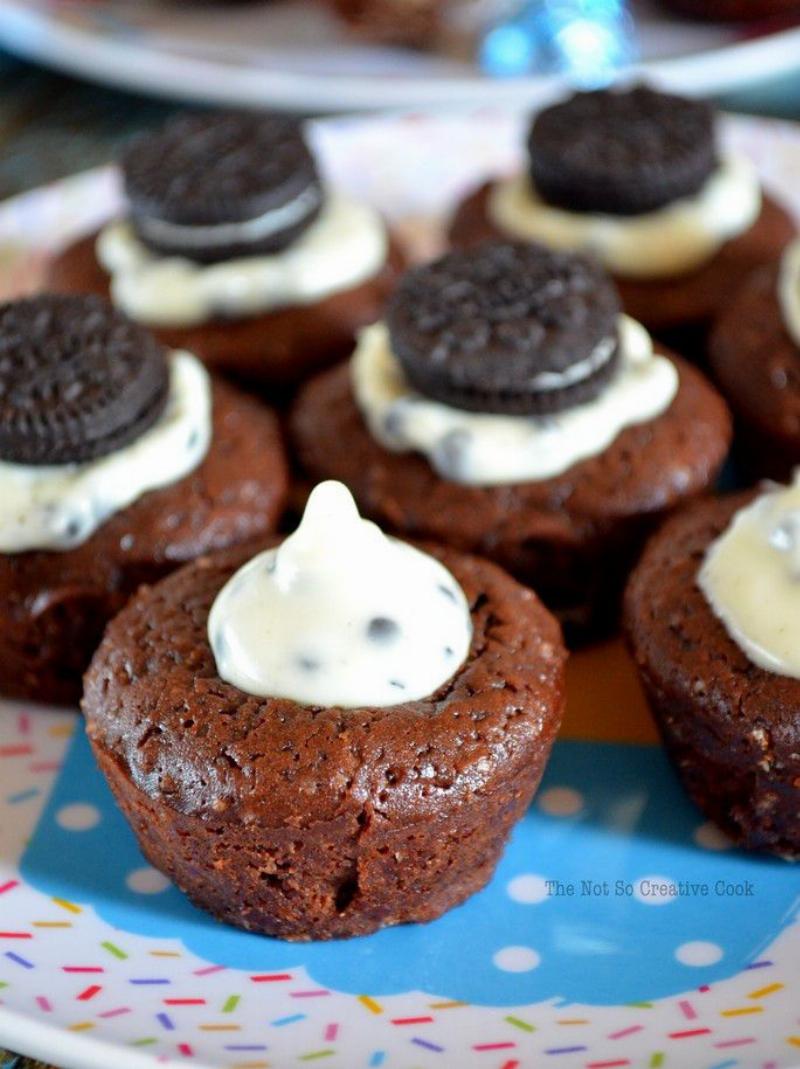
[[367, 616, 400, 642]]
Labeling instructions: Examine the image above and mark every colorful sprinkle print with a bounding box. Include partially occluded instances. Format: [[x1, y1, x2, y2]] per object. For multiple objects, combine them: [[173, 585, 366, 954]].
[[2, 113, 800, 1068]]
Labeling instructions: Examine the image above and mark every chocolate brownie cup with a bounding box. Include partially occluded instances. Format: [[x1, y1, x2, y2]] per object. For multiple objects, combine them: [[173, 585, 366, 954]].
[[291, 243, 732, 637], [710, 240, 800, 482], [624, 487, 800, 857], [83, 481, 567, 939], [0, 295, 288, 705], [448, 86, 795, 337], [46, 111, 403, 391]]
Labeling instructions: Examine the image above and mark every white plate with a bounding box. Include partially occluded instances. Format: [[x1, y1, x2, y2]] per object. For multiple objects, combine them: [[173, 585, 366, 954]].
[[1, 0, 800, 112], [0, 112, 799, 1069]]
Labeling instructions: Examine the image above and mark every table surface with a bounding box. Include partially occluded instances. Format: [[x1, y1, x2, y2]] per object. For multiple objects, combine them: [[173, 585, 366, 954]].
[[0, 38, 799, 1069]]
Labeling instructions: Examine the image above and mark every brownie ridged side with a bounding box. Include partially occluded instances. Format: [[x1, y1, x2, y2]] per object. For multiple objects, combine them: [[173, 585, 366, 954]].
[[624, 491, 800, 858]]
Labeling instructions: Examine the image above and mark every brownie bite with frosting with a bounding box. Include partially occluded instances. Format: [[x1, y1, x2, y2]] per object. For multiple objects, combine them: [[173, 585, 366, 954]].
[[624, 481, 800, 857], [46, 111, 404, 391], [449, 85, 795, 337], [291, 242, 731, 637], [0, 294, 288, 704], [710, 238, 800, 482], [83, 481, 567, 940]]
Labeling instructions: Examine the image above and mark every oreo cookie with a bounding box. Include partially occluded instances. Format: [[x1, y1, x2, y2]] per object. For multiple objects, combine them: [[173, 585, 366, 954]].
[[385, 242, 621, 416], [122, 112, 324, 263], [527, 85, 717, 216], [0, 295, 170, 466]]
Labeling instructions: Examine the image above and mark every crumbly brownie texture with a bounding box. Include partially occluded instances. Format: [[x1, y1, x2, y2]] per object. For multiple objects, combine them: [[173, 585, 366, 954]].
[[0, 380, 288, 705], [0, 295, 169, 465], [527, 86, 716, 216], [122, 112, 323, 262], [289, 354, 731, 636], [45, 230, 405, 390], [448, 184, 796, 332], [710, 262, 800, 482], [624, 490, 800, 857], [385, 243, 621, 415], [83, 541, 566, 940]]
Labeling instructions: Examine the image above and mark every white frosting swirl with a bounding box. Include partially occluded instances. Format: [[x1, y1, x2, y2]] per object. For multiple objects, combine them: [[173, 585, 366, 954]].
[[351, 316, 678, 486], [208, 481, 472, 708], [96, 193, 388, 329], [487, 157, 761, 279], [0, 352, 211, 553], [778, 237, 800, 349], [699, 473, 800, 679]]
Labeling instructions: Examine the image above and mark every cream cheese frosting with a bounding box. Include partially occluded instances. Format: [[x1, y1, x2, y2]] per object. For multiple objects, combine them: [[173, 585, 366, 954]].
[[96, 192, 388, 329], [208, 480, 473, 707], [351, 315, 678, 486], [699, 474, 800, 680], [778, 237, 800, 349], [487, 156, 761, 279], [0, 351, 211, 553]]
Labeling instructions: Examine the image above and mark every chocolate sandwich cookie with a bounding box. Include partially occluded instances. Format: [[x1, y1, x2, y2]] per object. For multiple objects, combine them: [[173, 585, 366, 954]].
[[122, 111, 323, 263], [0, 295, 169, 465], [386, 243, 621, 415], [528, 86, 716, 217]]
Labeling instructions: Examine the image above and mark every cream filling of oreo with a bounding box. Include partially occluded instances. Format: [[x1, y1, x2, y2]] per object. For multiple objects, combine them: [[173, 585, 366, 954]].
[[699, 473, 800, 679], [96, 192, 388, 329], [487, 156, 761, 280], [777, 238, 800, 349], [134, 184, 322, 251], [0, 351, 211, 553], [352, 315, 678, 487], [208, 480, 472, 707]]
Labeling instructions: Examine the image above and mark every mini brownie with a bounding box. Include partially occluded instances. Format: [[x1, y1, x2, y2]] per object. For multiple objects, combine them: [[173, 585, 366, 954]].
[[0, 295, 288, 705], [449, 86, 795, 337], [82, 539, 566, 940], [291, 244, 733, 636], [46, 111, 404, 391], [710, 258, 800, 483], [624, 491, 800, 858]]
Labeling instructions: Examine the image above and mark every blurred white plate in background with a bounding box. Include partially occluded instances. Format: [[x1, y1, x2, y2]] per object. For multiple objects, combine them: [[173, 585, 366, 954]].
[[0, 0, 799, 111]]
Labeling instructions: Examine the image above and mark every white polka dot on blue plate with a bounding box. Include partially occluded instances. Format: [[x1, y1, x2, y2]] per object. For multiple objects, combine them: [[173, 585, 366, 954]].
[[126, 866, 171, 895], [55, 802, 101, 831], [694, 821, 733, 851], [675, 940, 723, 966], [492, 945, 541, 973], [537, 786, 584, 817], [507, 874, 549, 904], [633, 875, 678, 906]]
